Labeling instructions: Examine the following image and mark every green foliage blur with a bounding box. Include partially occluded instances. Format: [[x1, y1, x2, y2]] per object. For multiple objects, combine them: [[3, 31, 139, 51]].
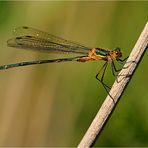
[[0, 1, 148, 147]]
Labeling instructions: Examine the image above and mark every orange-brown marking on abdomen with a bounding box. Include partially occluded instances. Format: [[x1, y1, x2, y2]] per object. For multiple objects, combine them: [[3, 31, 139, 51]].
[[77, 48, 107, 62]]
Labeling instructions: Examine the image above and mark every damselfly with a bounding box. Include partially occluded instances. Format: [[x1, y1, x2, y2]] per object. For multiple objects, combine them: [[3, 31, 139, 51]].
[[0, 26, 127, 94]]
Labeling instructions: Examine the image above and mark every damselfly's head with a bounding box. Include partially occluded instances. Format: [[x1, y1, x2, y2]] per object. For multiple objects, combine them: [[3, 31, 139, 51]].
[[109, 47, 122, 59]]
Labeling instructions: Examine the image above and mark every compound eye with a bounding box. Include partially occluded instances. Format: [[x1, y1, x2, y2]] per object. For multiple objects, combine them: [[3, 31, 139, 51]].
[[115, 47, 121, 51]]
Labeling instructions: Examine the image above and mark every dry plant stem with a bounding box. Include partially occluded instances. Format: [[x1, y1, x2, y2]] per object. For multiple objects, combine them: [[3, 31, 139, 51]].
[[78, 21, 148, 148]]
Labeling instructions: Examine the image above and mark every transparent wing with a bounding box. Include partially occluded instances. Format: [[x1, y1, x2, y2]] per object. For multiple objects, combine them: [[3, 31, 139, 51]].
[[7, 26, 90, 54]]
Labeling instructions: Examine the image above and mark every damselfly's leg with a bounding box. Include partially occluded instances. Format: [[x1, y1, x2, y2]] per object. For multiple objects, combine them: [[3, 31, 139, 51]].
[[96, 62, 116, 102], [117, 56, 129, 64], [111, 60, 125, 83], [96, 62, 110, 89], [118, 57, 137, 71], [117, 56, 130, 70], [112, 60, 122, 73], [117, 56, 136, 69]]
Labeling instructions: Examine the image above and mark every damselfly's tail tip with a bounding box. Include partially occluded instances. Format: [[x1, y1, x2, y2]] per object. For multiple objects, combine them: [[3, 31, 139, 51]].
[[7, 38, 16, 47], [7, 37, 23, 48]]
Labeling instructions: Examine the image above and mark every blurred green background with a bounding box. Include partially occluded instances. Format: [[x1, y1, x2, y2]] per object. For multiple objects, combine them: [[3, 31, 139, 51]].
[[0, 1, 148, 147]]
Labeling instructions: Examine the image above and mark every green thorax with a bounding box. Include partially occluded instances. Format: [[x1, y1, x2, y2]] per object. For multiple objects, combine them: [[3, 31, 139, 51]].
[[95, 48, 108, 56]]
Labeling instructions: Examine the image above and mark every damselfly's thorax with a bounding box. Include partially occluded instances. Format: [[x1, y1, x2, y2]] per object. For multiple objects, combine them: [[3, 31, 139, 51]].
[[108, 47, 122, 60], [77, 47, 122, 62], [89, 47, 122, 61]]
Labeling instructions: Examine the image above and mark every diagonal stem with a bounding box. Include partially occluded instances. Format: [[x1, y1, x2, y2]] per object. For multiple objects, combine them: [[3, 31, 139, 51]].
[[78, 21, 148, 148]]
